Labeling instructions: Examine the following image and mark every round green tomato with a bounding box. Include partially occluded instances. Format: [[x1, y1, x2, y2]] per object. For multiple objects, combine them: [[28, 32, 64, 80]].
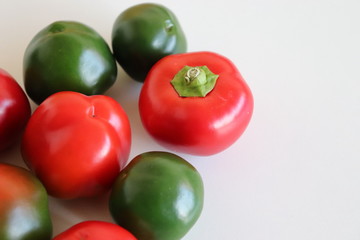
[[0, 163, 52, 240], [23, 21, 117, 104], [112, 3, 187, 82], [109, 151, 203, 240]]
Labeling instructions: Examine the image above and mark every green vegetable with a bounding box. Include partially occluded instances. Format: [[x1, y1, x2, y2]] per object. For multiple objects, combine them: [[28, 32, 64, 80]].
[[0, 163, 52, 240], [112, 3, 187, 82], [23, 21, 117, 104], [109, 151, 204, 240]]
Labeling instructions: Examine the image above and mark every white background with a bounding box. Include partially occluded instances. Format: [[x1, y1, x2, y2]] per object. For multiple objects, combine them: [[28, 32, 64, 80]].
[[1, 0, 360, 239]]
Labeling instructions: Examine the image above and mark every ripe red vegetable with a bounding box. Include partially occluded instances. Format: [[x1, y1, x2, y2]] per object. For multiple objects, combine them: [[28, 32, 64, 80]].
[[0, 69, 31, 151], [21, 91, 131, 199], [139, 51, 253, 156], [53, 221, 136, 240]]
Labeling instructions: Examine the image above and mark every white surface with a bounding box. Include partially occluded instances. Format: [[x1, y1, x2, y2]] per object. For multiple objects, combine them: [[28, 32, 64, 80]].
[[1, 0, 360, 239]]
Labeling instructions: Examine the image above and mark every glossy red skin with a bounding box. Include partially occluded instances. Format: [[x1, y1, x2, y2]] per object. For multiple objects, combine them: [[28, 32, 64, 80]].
[[0, 69, 31, 151], [139, 51, 253, 156], [21, 91, 131, 199], [53, 221, 137, 240]]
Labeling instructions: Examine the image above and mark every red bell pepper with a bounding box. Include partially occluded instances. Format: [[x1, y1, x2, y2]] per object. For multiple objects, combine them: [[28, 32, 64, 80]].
[[21, 91, 131, 199], [139, 51, 253, 156], [53, 221, 136, 240], [0, 69, 31, 151]]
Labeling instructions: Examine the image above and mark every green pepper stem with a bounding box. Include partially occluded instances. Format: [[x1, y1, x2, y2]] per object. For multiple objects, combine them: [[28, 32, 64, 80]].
[[170, 65, 219, 97], [185, 67, 200, 84]]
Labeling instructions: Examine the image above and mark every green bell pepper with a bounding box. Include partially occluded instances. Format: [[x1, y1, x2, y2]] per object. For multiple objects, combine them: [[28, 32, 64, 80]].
[[0, 163, 52, 240], [112, 3, 187, 82], [109, 151, 204, 240], [23, 21, 117, 105]]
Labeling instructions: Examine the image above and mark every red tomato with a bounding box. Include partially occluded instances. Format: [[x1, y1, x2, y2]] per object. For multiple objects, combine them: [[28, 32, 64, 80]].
[[0, 69, 31, 151], [53, 221, 137, 240], [139, 51, 253, 156], [21, 91, 131, 199]]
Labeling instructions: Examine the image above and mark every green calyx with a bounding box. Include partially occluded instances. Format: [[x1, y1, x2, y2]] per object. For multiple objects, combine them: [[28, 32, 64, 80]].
[[171, 66, 219, 97]]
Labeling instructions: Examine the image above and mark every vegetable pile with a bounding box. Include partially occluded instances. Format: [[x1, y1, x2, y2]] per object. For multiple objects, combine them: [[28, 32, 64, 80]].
[[0, 3, 253, 240]]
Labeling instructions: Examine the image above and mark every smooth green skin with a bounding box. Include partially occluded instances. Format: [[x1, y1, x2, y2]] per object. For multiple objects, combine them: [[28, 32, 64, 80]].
[[24, 21, 117, 105], [112, 3, 187, 82], [109, 151, 204, 240], [0, 163, 52, 240]]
